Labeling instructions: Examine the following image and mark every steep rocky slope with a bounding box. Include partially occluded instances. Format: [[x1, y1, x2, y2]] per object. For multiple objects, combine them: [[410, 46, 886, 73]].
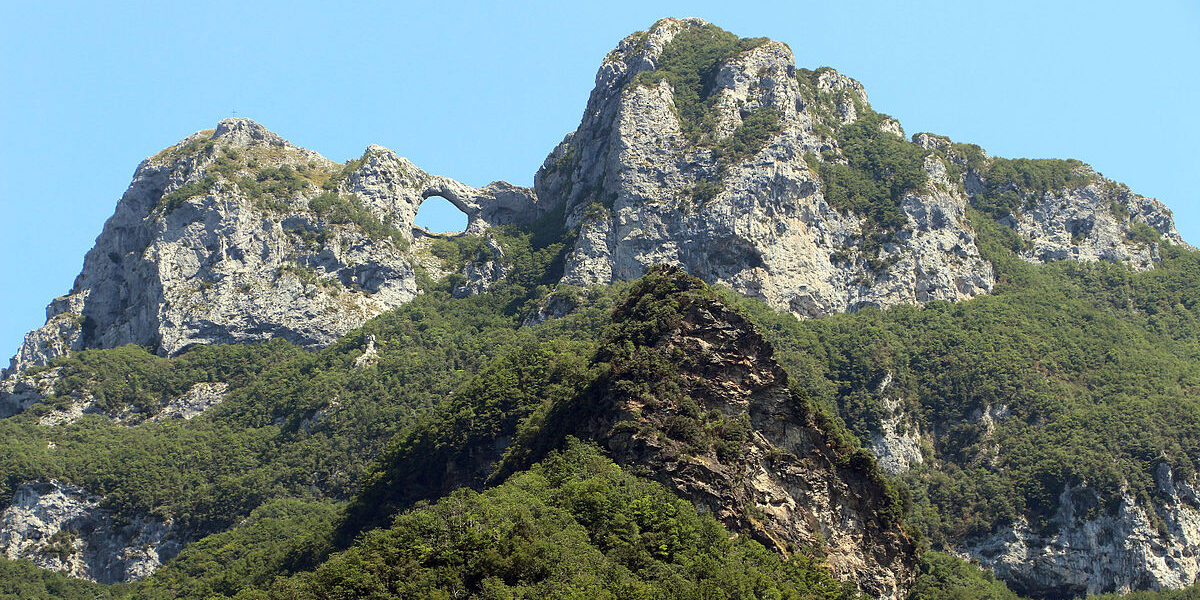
[[964, 469, 1200, 597], [0, 481, 179, 584], [524, 267, 917, 598], [536, 18, 1184, 319], [1, 119, 550, 414]]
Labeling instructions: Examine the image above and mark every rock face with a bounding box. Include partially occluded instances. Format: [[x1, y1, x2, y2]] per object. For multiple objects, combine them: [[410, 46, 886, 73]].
[[3, 119, 547, 385], [914, 133, 1189, 270], [1009, 176, 1187, 270], [0, 367, 66, 418], [567, 268, 916, 599], [0, 481, 180, 583], [963, 466, 1200, 598], [867, 379, 924, 476], [150, 382, 229, 421], [536, 18, 994, 318]]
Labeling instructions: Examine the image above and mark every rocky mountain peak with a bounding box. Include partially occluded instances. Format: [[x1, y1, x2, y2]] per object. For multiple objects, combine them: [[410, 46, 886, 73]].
[[211, 117, 284, 146], [537, 19, 992, 317], [0, 119, 545, 409], [533, 18, 1187, 323]]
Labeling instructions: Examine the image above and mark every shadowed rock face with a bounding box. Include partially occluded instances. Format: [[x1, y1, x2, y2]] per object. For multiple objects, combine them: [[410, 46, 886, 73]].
[[3, 119, 548, 382], [963, 467, 1200, 599], [0, 481, 180, 584]]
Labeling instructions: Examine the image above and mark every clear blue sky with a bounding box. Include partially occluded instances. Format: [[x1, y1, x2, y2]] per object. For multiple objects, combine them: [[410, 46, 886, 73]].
[[2, 1, 1197, 360]]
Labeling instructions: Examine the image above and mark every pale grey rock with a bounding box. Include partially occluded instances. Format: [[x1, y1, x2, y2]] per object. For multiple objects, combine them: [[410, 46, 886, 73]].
[[814, 68, 869, 125], [0, 481, 180, 583], [868, 376, 924, 476], [32, 381, 226, 427], [342, 146, 548, 238], [37, 399, 98, 427], [353, 334, 378, 369], [963, 468, 1200, 597], [151, 381, 229, 421], [0, 367, 65, 418], [453, 236, 510, 298], [1010, 170, 1189, 270], [914, 131, 1190, 270], [521, 290, 581, 327], [538, 18, 994, 319]]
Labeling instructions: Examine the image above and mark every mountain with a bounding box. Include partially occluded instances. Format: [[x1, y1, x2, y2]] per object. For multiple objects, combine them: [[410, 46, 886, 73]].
[[1, 17, 1198, 600]]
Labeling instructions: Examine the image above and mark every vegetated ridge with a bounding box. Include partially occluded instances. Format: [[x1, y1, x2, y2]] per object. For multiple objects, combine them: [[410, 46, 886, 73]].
[[0, 16, 1197, 600]]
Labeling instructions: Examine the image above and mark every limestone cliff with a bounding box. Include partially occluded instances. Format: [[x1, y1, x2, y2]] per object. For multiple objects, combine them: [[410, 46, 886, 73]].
[[536, 18, 1186, 320], [2, 119, 547, 385], [963, 465, 1200, 598], [915, 133, 1189, 270], [536, 18, 994, 318], [0, 481, 180, 584]]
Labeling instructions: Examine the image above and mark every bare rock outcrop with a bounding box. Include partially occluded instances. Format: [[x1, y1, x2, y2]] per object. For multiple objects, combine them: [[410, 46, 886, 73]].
[[2, 120, 547, 390], [0, 481, 180, 583], [914, 132, 1189, 270], [536, 18, 994, 318], [962, 465, 1200, 598]]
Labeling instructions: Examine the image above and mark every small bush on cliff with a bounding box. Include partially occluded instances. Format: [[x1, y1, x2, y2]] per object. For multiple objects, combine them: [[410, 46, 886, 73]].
[[157, 176, 217, 213]]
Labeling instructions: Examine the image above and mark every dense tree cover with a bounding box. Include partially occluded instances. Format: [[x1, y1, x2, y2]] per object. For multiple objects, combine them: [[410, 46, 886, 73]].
[[338, 338, 599, 542], [807, 111, 930, 255], [721, 220, 1200, 542], [0, 558, 128, 600], [909, 552, 1020, 600], [28, 341, 300, 416], [134, 499, 339, 600], [1088, 585, 1200, 600], [264, 442, 859, 600]]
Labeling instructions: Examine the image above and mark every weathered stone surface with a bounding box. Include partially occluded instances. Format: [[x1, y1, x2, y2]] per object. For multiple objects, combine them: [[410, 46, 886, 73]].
[[0, 367, 65, 418], [914, 132, 1190, 269], [962, 466, 1200, 598], [0, 481, 180, 583], [573, 269, 917, 599], [1010, 172, 1187, 270], [2, 120, 546, 394], [536, 18, 995, 319], [151, 382, 229, 421], [868, 377, 924, 476]]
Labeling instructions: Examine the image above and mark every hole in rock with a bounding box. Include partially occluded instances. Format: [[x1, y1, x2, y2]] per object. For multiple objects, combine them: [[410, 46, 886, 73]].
[[414, 195, 467, 234]]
